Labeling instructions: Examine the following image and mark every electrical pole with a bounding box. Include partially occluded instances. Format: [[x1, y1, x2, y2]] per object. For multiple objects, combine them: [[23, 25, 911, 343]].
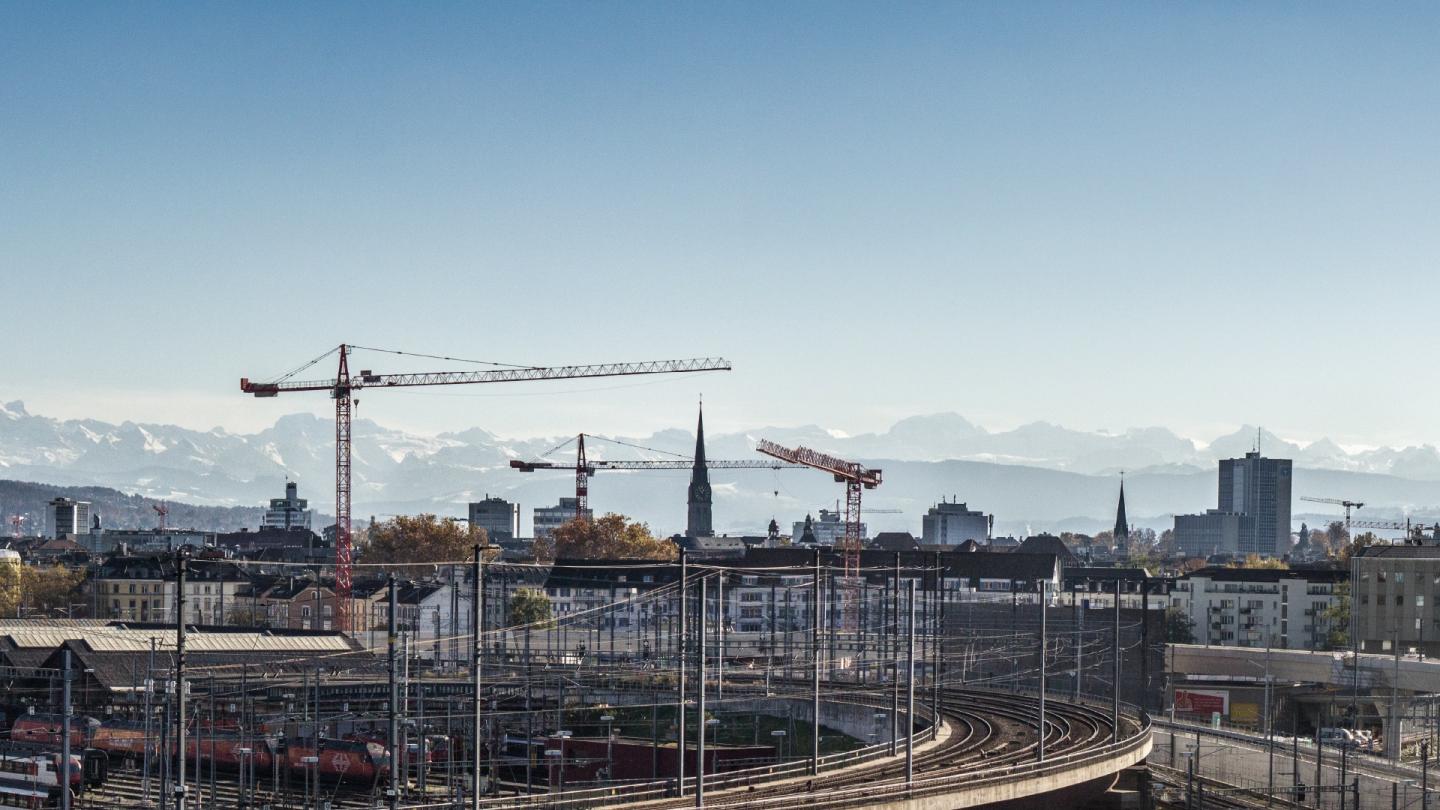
[[933, 551, 944, 739], [388, 574, 400, 810], [1423, 739, 1430, 810], [143, 637, 155, 807], [1113, 577, 1121, 743], [892, 552, 900, 756], [174, 549, 188, 810], [716, 571, 725, 701], [472, 543, 484, 808], [61, 649, 72, 810], [696, 577, 707, 810], [677, 549, 687, 798], [812, 547, 821, 776], [1266, 637, 1274, 807], [905, 580, 915, 788], [1038, 579, 1047, 762]]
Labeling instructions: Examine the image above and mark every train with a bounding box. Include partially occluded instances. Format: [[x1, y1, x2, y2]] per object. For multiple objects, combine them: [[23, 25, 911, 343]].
[[0, 748, 85, 810], [6, 713, 390, 791]]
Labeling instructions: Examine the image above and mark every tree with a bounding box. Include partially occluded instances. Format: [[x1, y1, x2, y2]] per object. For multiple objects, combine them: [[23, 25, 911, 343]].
[[509, 588, 553, 628], [1127, 528, 1159, 557], [1179, 557, 1208, 574], [227, 604, 270, 627], [0, 561, 20, 618], [1158, 529, 1177, 558], [1321, 582, 1351, 650], [361, 514, 497, 576], [1337, 531, 1378, 564], [20, 565, 87, 616], [1166, 606, 1196, 644], [1238, 554, 1288, 570], [1309, 527, 1332, 556], [1325, 521, 1350, 555], [534, 514, 677, 561]]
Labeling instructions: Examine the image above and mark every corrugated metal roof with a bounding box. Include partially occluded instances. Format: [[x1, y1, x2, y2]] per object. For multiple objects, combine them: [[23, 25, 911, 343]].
[[2, 628, 353, 653]]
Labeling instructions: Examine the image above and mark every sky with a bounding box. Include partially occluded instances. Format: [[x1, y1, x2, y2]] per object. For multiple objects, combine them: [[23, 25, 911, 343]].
[[3, 3, 1439, 448]]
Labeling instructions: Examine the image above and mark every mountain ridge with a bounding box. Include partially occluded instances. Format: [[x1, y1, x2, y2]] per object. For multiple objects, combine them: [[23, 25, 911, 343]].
[[3, 400, 1439, 537]]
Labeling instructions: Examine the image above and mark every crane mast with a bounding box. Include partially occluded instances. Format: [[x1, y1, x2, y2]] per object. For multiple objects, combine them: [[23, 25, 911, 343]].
[[755, 439, 881, 629], [1300, 496, 1365, 540], [243, 344, 731, 631]]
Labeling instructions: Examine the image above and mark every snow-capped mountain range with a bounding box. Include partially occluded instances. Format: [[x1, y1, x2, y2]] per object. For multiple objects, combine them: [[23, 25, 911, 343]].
[[3, 400, 1439, 537]]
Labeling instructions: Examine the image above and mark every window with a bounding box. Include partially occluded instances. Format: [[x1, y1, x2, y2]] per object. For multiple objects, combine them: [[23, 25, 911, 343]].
[[1379, 571, 1388, 583], [128, 584, 135, 594], [1397, 573, 1406, 585], [301, 606, 312, 619], [1397, 595, 1404, 606], [1420, 596, 1426, 608]]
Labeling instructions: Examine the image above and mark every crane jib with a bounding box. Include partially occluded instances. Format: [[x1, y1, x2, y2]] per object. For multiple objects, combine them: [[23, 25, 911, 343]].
[[240, 357, 731, 396]]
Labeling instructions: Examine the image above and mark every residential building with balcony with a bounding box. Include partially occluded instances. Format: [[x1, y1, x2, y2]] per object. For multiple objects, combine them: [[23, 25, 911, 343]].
[[1169, 566, 1345, 650]]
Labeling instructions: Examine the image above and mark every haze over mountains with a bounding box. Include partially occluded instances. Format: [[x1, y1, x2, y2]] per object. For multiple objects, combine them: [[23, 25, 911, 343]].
[[3, 400, 1439, 538]]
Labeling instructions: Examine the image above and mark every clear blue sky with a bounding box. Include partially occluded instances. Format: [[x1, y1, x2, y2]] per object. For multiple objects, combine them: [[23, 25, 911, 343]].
[[3, 3, 1437, 447]]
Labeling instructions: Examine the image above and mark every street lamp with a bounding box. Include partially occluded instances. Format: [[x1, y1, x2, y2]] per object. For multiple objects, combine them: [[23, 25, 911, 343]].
[[599, 715, 615, 784], [705, 717, 719, 740], [236, 748, 252, 808], [301, 755, 319, 810], [555, 731, 572, 793], [545, 749, 563, 793], [771, 730, 787, 762]]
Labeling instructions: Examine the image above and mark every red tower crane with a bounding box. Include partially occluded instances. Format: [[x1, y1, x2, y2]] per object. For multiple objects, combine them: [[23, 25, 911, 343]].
[[754, 440, 881, 576], [242, 344, 731, 630], [510, 432, 799, 519], [8, 514, 26, 540], [152, 502, 169, 531]]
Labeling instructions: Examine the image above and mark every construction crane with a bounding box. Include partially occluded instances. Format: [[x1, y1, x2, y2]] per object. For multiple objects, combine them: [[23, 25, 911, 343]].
[[152, 502, 169, 531], [755, 440, 881, 577], [1350, 518, 1440, 545], [242, 344, 731, 630], [510, 433, 799, 520], [1300, 496, 1365, 538], [8, 515, 26, 540]]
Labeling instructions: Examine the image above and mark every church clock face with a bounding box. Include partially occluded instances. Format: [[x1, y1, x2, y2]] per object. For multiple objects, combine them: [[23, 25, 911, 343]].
[[692, 482, 711, 501]]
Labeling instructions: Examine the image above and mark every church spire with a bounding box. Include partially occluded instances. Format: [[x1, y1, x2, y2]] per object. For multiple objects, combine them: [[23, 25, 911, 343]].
[[1114, 473, 1130, 554], [686, 402, 713, 537]]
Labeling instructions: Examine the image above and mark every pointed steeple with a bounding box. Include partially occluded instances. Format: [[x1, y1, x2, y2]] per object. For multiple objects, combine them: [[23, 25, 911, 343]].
[[686, 402, 713, 537], [1114, 473, 1130, 554]]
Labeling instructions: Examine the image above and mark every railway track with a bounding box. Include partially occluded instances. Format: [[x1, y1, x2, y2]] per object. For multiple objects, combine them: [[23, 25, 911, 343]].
[[76, 766, 387, 810], [69, 687, 1141, 810], [1149, 763, 1305, 809], [514, 687, 1138, 810]]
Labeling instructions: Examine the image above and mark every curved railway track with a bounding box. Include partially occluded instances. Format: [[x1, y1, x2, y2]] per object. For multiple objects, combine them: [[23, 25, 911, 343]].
[[497, 686, 1145, 810]]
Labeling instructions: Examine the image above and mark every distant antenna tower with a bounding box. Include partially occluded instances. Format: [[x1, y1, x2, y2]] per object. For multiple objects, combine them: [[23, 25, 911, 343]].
[[152, 501, 169, 531]]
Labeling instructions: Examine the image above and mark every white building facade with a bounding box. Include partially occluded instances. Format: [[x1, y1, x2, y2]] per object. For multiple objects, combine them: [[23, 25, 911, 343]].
[[1169, 567, 1344, 650]]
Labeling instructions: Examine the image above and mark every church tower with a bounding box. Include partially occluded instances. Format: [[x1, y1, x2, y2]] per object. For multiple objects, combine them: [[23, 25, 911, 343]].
[[686, 404, 713, 537], [1114, 475, 1130, 555]]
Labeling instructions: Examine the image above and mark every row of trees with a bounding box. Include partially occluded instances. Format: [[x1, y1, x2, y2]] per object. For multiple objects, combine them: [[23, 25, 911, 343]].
[[0, 563, 88, 618], [357, 511, 677, 572]]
